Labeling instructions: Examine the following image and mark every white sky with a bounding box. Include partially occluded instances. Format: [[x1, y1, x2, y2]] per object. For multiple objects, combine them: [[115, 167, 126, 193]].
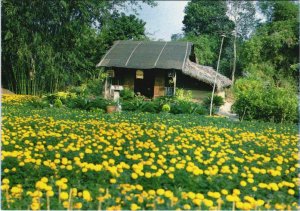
[[126, 1, 189, 41]]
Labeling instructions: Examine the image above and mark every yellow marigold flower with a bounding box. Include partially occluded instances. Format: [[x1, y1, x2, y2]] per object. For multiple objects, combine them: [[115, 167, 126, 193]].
[[193, 198, 202, 206], [46, 190, 54, 197], [60, 191, 69, 200], [256, 199, 265, 206], [83, 190, 92, 201], [168, 173, 174, 179], [221, 189, 228, 195], [240, 181, 247, 187], [74, 202, 82, 209], [164, 190, 173, 198], [2, 179, 10, 184], [156, 189, 165, 196], [233, 189, 240, 195], [288, 189, 295, 195], [131, 173, 138, 180], [31, 202, 40, 210], [187, 192, 195, 199], [63, 201, 69, 209], [61, 178, 68, 183], [145, 172, 152, 178], [183, 204, 191, 210], [196, 193, 204, 200], [203, 199, 213, 207], [41, 177, 48, 183], [148, 190, 156, 195], [252, 186, 257, 191], [131, 203, 141, 211], [110, 178, 116, 184]]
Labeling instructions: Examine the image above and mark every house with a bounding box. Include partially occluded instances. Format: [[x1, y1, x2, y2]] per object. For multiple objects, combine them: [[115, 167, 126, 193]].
[[96, 40, 232, 101]]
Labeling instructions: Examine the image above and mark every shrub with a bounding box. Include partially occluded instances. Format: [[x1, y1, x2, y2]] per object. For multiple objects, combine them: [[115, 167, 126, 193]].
[[203, 95, 225, 107], [65, 96, 88, 110], [162, 104, 171, 112], [121, 101, 138, 111], [87, 97, 108, 110], [139, 101, 160, 113], [54, 99, 63, 108], [27, 98, 49, 109], [170, 101, 192, 114], [86, 78, 104, 96], [233, 78, 298, 123], [120, 88, 135, 100], [175, 88, 192, 101]]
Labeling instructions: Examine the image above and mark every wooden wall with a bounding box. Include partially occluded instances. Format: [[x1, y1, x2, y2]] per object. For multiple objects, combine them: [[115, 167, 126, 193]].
[[153, 70, 165, 98]]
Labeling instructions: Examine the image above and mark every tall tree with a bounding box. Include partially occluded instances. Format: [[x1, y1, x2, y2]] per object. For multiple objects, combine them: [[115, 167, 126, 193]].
[[227, 1, 257, 82], [241, 1, 299, 86], [2, 0, 155, 94], [183, 0, 234, 36], [182, 0, 235, 78]]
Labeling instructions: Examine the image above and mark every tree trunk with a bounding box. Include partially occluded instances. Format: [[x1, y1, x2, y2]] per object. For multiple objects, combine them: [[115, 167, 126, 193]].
[[232, 31, 237, 83]]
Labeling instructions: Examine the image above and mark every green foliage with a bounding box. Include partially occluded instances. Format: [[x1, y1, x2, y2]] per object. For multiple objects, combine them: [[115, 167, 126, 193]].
[[241, 1, 298, 81], [2, 1, 154, 94], [170, 100, 207, 115], [175, 88, 192, 101], [27, 98, 49, 109], [233, 78, 298, 123], [87, 97, 109, 111], [54, 99, 63, 108], [120, 88, 135, 100], [161, 104, 171, 113], [100, 12, 147, 47], [139, 101, 160, 113], [183, 35, 219, 66], [86, 77, 106, 96], [183, 0, 234, 36], [203, 95, 225, 108]]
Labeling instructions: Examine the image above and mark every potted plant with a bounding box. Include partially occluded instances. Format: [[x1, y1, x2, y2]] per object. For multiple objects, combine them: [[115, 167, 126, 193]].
[[106, 100, 118, 113]]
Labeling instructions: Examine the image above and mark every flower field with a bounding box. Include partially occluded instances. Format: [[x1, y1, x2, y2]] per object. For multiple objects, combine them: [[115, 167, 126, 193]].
[[1, 95, 299, 210]]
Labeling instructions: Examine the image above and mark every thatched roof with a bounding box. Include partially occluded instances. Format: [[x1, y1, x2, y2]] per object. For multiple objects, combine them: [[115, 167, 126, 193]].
[[183, 60, 232, 90], [96, 40, 192, 70]]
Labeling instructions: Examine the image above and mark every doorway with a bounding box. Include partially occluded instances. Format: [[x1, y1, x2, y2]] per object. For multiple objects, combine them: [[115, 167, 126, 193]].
[[134, 70, 155, 98]]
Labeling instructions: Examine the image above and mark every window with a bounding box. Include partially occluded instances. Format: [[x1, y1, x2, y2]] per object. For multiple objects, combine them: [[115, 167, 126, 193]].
[[136, 70, 144, 79], [107, 70, 115, 78]]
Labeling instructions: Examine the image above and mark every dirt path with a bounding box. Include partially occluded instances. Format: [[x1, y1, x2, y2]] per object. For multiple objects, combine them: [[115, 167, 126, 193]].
[[1, 88, 15, 95]]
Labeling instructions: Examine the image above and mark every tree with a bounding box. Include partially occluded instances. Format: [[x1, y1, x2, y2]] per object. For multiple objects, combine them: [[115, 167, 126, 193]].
[[241, 1, 299, 84], [226, 1, 257, 82], [100, 12, 147, 47], [183, 0, 234, 36], [2, 0, 155, 94]]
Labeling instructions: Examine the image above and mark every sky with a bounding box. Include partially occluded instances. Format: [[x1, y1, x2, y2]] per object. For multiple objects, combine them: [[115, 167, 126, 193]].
[[125, 1, 189, 41]]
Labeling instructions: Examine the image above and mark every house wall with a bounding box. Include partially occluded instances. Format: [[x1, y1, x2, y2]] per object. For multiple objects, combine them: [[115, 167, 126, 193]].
[[154, 70, 165, 98], [176, 71, 213, 101]]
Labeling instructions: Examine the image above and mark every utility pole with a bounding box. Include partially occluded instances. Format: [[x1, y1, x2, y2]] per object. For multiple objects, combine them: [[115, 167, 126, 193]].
[[209, 34, 226, 116]]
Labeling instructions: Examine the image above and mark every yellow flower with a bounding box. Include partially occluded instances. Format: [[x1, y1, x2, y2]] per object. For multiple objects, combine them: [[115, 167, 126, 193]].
[[288, 189, 295, 195], [145, 172, 152, 178], [2, 179, 10, 184], [131, 203, 141, 211], [183, 204, 191, 210], [157, 189, 165, 196], [110, 178, 116, 184], [74, 202, 82, 209], [240, 181, 247, 187], [46, 190, 54, 197], [131, 173, 138, 180], [83, 190, 92, 201], [31, 202, 40, 210], [60, 191, 69, 200], [221, 189, 228, 195]]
